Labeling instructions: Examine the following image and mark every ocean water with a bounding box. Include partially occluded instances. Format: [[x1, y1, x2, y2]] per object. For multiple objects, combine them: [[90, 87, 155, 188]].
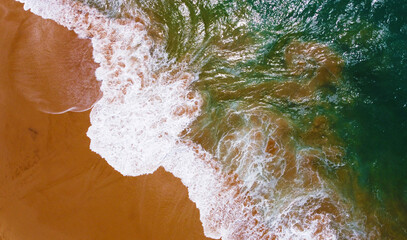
[[17, 0, 407, 239]]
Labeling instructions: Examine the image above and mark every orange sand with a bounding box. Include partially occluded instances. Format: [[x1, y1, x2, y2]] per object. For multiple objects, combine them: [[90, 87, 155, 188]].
[[0, 1, 212, 239]]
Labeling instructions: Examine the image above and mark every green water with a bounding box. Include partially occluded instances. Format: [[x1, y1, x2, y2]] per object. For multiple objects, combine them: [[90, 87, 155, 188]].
[[80, 0, 407, 238]]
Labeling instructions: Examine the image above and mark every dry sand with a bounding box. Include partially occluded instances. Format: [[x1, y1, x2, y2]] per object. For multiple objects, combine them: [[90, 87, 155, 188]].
[[0, 0, 211, 239]]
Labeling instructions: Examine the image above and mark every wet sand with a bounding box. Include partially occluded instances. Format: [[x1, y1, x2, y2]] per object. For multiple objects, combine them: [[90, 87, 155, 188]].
[[0, 1, 211, 239]]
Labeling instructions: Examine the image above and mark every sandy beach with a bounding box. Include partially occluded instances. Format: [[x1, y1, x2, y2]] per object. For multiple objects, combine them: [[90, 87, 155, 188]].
[[0, 1, 211, 239]]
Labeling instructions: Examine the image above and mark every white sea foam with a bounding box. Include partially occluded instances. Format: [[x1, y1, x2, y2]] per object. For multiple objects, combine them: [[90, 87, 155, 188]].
[[209, 108, 370, 239], [15, 0, 265, 238], [15, 0, 370, 239]]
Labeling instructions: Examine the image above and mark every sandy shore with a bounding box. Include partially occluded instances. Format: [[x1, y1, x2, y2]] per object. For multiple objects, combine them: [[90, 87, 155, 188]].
[[0, 0, 211, 239]]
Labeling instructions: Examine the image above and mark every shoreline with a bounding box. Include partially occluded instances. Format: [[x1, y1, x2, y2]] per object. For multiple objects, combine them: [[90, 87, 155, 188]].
[[0, 1, 212, 239]]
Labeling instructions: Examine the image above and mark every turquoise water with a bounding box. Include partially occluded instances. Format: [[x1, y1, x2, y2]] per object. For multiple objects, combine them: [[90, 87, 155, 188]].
[[80, 0, 407, 238]]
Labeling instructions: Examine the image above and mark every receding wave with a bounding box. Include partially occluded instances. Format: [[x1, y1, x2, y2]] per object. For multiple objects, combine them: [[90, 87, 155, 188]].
[[9, 7, 101, 114]]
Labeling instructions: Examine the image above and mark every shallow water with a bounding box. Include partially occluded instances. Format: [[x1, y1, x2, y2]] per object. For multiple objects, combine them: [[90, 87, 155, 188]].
[[3, 0, 407, 239]]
